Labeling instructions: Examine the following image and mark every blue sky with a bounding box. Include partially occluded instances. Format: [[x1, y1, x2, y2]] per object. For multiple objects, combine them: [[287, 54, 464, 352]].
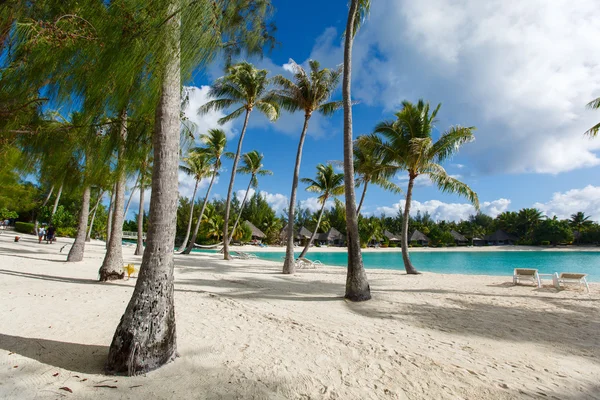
[[132, 0, 600, 222]]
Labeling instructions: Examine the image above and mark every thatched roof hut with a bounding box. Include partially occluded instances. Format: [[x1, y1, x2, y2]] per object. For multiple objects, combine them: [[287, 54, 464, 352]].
[[450, 230, 468, 243], [484, 229, 518, 244], [318, 227, 344, 244], [383, 230, 401, 242], [298, 226, 313, 239], [409, 230, 430, 244], [244, 220, 266, 239]]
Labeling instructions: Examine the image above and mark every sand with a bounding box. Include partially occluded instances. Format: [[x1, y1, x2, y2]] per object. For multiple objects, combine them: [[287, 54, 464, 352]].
[[0, 234, 598, 399]]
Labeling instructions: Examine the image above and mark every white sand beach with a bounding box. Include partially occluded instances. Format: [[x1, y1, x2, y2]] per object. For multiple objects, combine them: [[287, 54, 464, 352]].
[[1, 234, 599, 399]]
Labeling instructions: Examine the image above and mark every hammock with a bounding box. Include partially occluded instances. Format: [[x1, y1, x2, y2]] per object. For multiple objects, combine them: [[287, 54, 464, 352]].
[[193, 242, 223, 249]]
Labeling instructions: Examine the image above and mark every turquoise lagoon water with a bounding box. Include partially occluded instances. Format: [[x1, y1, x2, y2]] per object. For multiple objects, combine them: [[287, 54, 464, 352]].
[[194, 249, 600, 282]]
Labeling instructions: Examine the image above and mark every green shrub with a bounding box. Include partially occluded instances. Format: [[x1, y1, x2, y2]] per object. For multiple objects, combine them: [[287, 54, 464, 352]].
[[15, 222, 35, 234], [540, 240, 550, 246], [389, 243, 397, 248], [412, 243, 423, 248], [381, 243, 389, 248], [447, 243, 457, 247], [0, 208, 18, 221], [57, 227, 77, 238]]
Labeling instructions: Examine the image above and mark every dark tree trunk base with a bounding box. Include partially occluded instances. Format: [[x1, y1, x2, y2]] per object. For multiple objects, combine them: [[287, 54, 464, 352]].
[[344, 290, 371, 302], [99, 270, 125, 282], [406, 269, 421, 275]]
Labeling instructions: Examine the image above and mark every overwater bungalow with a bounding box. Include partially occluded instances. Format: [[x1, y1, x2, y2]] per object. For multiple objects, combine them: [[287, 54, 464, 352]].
[[410, 230, 430, 246], [484, 229, 518, 245]]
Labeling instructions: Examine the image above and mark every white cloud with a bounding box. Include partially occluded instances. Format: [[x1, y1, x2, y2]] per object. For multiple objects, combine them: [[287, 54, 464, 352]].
[[375, 198, 510, 221], [178, 170, 215, 202], [300, 197, 334, 213], [182, 86, 236, 140], [306, 1, 600, 174], [533, 185, 600, 220], [236, 188, 255, 203], [397, 174, 463, 188]]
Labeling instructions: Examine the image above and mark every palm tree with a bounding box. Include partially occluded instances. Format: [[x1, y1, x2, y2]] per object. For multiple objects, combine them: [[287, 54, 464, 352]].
[[182, 129, 227, 254], [585, 97, 600, 136], [272, 59, 343, 274], [517, 208, 544, 242], [342, 0, 372, 301], [371, 100, 479, 274], [496, 211, 519, 234], [298, 164, 344, 258], [134, 156, 152, 256], [199, 62, 279, 260], [178, 150, 212, 252], [228, 150, 272, 243], [570, 211, 593, 244], [354, 134, 401, 214]]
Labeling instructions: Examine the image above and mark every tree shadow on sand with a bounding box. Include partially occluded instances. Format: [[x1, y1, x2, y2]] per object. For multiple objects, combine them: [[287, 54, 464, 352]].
[[0, 333, 107, 374]]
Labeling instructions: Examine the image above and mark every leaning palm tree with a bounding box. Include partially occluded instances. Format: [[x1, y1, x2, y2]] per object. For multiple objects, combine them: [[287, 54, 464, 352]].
[[178, 150, 212, 252], [298, 164, 344, 258], [342, 0, 372, 301], [199, 62, 279, 260], [371, 100, 479, 274], [227, 150, 272, 244], [181, 128, 227, 254], [354, 134, 402, 214], [585, 97, 600, 136], [272, 59, 343, 274]]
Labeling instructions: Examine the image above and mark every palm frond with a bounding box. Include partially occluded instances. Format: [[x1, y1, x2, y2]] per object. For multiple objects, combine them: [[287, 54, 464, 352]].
[[218, 105, 246, 125], [585, 121, 600, 137], [425, 163, 479, 209], [430, 125, 475, 162], [255, 100, 279, 121], [318, 100, 344, 116], [198, 98, 238, 115], [586, 97, 600, 110]]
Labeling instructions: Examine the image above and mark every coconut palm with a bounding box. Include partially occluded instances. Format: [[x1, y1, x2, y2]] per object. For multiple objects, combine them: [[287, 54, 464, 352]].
[[228, 150, 272, 243], [199, 62, 279, 260], [585, 97, 600, 136], [182, 128, 227, 254], [178, 150, 213, 252], [371, 100, 479, 274], [134, 156, 152, 256], [342, 0, 372, 301], [570, 211, 593, 244], [298, 164, 344, 258], [517, 208, 544, 242], [354, 134, 401, 214], [272, 59, 343, 274]]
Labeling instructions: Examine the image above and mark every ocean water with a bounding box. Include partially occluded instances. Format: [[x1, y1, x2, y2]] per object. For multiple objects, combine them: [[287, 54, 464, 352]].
[[196, 249, 600, 282]]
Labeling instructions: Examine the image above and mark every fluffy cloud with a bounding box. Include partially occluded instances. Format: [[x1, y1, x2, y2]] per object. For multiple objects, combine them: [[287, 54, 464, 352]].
[[306, 1, 600, 174], [533, 185, 600, 220], [375, 198, 510, 221], [236, 189, 289, 216], [300, 197, 334, 213], [182, 86, 236, 140], [178, 170, 215, 201]]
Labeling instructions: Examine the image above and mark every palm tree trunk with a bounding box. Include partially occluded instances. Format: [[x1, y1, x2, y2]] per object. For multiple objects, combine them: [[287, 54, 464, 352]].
[[179, 179, 199, 252], [105, 8, 180, 375], [99, 109, 128, 281], [35, 185, 56, 234], [50, 182, 63, 222], [401, 175, 419, 274], [356, 181, 369, 215], [228, 177, 253, 244], [123, 173, 140, 219], [222, 108, 252, 260], [134, 182, 145, 255], [182, 170, 218, 254], [283, 116, 311, 274], [67, 186, 91, 262], [342, 0, 371, 301], [86, 191, 104, 242], [106, 184, 116, 245], [299, 200, 326, 258]]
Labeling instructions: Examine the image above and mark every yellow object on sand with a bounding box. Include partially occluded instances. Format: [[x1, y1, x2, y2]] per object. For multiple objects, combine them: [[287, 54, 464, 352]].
[[123, 263, 136, 278]]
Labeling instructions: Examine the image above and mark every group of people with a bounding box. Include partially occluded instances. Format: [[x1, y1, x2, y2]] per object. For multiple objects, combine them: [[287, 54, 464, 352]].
[[38, 225, 56, 244]]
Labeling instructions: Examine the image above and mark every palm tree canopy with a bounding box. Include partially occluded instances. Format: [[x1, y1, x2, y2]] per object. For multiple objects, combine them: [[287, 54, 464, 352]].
[[569, 211, 593, 230], [585, 97, 600, 137], [369, 100, 479, 208], [300, 163, 345, 205], [179, 150, 212, 182], [354, 134, 402, 193], [198, 61, 280, 124], [271, 59, 343, 117], [237, 150, 272, 187], [194, 128, 227, 171]]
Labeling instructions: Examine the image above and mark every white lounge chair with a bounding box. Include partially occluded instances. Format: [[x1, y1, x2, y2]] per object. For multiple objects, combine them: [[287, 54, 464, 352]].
[[513, 268, 541, 288], [553, 272, 590, 293], [295, 257, 323, 269]]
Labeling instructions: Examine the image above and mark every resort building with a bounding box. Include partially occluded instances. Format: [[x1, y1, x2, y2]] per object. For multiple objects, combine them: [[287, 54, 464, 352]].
[[383, 230, 401, 245], [244, 220, 266, 242], [450, 230, 468, 246], [409, 230, 430, 246], [279, 225, 313, 246], [484, 229, 518, 245], [317, 227, 345, 246]]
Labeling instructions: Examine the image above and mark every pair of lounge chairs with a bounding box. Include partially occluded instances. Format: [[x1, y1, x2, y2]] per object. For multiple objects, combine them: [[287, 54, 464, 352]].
[[231, 251, 258, 260], [513, 268, 590, 292], [295, 257, 323, 269]]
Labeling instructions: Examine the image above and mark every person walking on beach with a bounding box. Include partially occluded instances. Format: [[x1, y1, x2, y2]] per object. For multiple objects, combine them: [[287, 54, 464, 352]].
[[46, 225, 56, 244], [38, 226, 45, 244]]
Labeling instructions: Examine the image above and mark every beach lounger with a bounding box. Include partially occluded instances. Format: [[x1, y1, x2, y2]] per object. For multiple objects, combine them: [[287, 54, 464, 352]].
[[295, 257, 323, 269], [513, 268, 541, 288], [553, 272, 590, 293]]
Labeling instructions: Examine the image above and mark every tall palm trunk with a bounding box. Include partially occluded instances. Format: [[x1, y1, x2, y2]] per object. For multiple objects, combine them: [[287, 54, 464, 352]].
[[356, 181, 369, 215], [106, 185, 116, 245], [179, 179, 199, 251], [283, 115, 311, 274], [134, 182, 145, 255], [123, 175, 139, 219], [222, 108, 251, 260], [86, 191, 104, 242], [227, 176, 253, 244], [299, 200, 326, 258], [50, 182, 63, 222], [401, 175, 419, 274], [99, 110, 128, 281], [182, 170, 218, 254], [105, 8, 180, 375], [35, 184, 55, 234], [67, 186, 91, 262], [42, 185, 55, 207], [343, 0, 371, 301]]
